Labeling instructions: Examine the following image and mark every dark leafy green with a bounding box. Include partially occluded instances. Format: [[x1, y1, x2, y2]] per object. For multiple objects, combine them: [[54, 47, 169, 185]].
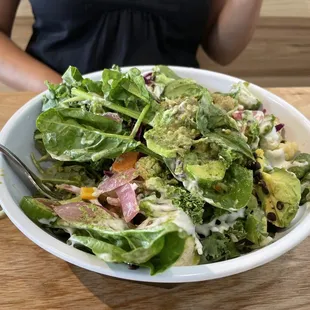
[[100, 67, 159, 123], [153, 65, 181, 82], [42, 82, 71, 112], [226, 220, 247, 242], [36, 108, 140, 162], [200, 232, 240, 263], [82, 78, 103, 94], [52, 108, 122, 133], [102, 67, 150, 103], [163, 79, 205, 100], [62, 66, 84, 86], [196, 92, 239, 135], [144, 177, 205, 224], [196, 164, 253, 211], [202, 130, 254, 162], [288, 153, 310, 179], [245, 208, 268, 245], [41, 164, 97, 187]]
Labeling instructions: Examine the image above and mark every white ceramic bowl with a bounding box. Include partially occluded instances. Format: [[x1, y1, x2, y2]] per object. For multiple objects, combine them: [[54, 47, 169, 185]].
[[1, 66, 310, 283]]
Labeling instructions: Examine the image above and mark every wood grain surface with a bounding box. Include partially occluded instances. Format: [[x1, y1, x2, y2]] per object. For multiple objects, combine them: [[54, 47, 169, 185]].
[[197, 17, 310, 87], [1, 88, 310, 310]]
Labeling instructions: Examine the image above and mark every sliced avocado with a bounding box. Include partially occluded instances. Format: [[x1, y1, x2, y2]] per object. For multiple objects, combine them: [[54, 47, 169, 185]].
[[185, 160, 226, 185], [146, 138, 177, 158], [20, 197, 58, 225], [257, 169, 301, 228], [144, 125, 194, 159]]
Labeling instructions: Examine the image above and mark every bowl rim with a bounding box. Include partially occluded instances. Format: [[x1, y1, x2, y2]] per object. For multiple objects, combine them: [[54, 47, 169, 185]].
[[1, 65, 310, 283]]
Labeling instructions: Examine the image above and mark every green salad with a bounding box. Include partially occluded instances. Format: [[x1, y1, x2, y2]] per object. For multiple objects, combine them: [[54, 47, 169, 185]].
[[21, 65, 310, 275]]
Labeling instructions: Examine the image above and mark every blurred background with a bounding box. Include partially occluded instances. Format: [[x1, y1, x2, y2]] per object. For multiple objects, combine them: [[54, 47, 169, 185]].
[[2, 0, 310, 91]]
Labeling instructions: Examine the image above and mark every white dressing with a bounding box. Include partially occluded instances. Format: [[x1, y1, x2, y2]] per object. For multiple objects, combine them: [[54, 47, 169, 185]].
[[265, 148, 308, 169], [196, 208, 246, 237], [260, 127, 281, 150], [259, 117, 273, 134], [174, 208, 203, 255], [138, 200, 203, 255]]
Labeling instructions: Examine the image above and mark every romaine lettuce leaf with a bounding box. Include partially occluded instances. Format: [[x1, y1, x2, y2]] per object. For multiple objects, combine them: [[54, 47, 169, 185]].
[[69, 236, 127, 262], [244, 120, 260, 149], [69, 228, 186, 275], [20, 197, 58, 226], [69, 232, 166, 265], [142, 232, 186, 275], [44, 200, 199, 275], [66, 219, 189, 275]]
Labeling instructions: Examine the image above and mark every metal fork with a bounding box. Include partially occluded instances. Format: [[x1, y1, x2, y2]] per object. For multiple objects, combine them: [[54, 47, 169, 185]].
[[0, 144, 62, 200]]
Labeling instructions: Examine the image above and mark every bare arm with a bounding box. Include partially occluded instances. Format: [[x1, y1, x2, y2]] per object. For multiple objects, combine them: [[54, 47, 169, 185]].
[[202, 0, 263, 66], [0, 0, 62, 91]]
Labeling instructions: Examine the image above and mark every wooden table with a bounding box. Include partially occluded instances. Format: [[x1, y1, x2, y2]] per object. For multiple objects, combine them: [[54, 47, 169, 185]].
[[1, 89, 310, 310]]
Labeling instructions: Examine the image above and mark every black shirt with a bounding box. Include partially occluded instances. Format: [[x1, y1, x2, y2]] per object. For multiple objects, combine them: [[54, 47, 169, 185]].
[[27, 0, 209, 74]]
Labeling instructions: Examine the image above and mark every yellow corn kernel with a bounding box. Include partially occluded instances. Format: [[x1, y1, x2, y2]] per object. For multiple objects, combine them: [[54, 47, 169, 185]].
[[80, 187, 95, 200]]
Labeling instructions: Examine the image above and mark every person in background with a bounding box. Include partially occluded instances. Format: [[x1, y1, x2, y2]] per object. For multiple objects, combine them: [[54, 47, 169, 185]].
[[0, 0, 263, 92]]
